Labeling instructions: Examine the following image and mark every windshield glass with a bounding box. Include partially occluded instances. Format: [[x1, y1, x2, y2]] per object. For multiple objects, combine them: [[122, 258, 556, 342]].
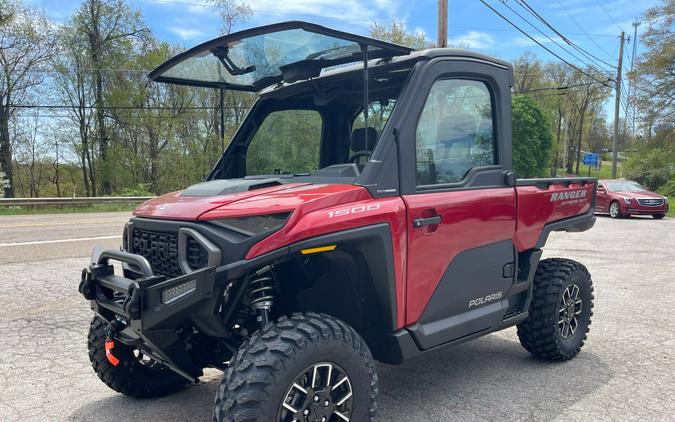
[[231, 64, 413, 179], [606, 180, 645, 192], [163, 29, 372, 88], [246, 109, 323, 175]]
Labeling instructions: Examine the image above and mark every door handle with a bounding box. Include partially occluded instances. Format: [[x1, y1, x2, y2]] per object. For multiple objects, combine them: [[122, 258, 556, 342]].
[[413, 215, 442, 228]]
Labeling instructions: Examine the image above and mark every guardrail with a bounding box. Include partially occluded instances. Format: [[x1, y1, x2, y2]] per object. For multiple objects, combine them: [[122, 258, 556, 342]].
[[0, 196, 154, 207]]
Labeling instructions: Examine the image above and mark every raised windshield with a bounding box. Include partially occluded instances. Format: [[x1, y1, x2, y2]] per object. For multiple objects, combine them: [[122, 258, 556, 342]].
[[149, 22, 412, 91]]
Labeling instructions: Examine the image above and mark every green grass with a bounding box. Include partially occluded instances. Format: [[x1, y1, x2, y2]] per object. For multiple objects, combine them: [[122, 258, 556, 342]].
[[668, 197, 674, 218], [0, 203, 136, 216]]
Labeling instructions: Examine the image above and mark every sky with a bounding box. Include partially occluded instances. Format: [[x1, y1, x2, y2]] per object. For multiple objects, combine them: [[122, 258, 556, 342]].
[[24, 0, 658, 119]]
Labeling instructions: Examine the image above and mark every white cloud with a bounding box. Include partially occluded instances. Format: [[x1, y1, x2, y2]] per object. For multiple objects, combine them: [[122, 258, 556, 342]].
[[167, 26, 206, 40], [246, 0, 403, 28], [448, 31, 495, 50]]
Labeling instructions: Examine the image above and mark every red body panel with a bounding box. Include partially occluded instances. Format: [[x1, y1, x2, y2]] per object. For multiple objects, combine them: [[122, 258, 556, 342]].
[[132, 180, 595, 331], [226, 188, 408, 329], [514, 182, 595, 251], [402, 188, 517, 325]]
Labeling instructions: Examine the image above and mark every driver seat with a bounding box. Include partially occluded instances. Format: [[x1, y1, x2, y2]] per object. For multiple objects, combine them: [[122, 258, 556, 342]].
[[349, 127, 378, 168]]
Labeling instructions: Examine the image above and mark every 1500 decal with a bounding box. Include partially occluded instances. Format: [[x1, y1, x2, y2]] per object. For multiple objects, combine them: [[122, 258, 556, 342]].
[[328, 204, 381, 218]]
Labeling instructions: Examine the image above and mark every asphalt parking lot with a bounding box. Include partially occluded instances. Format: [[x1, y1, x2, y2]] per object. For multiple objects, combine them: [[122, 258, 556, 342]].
[[0, 212, 673, 421]]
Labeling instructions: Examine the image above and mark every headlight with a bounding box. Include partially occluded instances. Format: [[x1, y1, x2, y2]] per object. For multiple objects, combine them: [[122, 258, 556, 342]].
[[664, 196, 669, 203], [210, 212, 291, 237], [622, 197, 632, 204]]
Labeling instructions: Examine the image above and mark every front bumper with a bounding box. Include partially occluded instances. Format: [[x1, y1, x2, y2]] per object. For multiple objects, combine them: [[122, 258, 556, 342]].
[[623, 203, 668, 215], [79, 245, 290, 380], [79, 248, 222, 380]]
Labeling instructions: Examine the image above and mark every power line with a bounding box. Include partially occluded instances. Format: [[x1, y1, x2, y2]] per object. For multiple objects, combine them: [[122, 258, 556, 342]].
[[499, 0, 614, 76], [516, 0, 617, 70], [593, 0, 625, 33], [554, 0, 613, 57], [516, 80, 605, 94], [9, 104, 248, 110], [479, 0, 612, 88]]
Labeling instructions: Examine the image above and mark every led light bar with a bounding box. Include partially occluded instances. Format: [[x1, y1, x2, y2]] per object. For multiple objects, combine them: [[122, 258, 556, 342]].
[[161, 279, 197, 304]]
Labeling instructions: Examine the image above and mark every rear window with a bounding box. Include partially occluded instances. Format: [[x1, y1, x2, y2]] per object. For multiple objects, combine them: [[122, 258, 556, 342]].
[[246, 109, 323, 175]]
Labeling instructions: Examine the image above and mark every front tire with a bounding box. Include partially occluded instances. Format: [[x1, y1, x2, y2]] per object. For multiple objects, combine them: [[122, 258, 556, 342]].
[[88, 317, 188, 397], [517, 258, 594, 361], [609, 201, 622, 218], [213, 312, 378, 422], [653, 214, 665, 219]]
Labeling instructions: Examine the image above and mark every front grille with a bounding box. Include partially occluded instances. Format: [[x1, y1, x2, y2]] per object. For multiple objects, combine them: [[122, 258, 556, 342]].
[[131, 229, 208, 277], [637, 198, 664, 207]]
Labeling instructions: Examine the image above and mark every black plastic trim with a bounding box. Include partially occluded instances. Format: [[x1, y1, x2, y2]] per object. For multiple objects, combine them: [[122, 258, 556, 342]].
[[177, 227, 222, 274]]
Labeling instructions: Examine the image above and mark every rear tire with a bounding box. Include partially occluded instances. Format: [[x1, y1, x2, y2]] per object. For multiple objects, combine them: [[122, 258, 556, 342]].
[[213, 312, 378, 422], [653, 214, 665, 219], [88, 317, 188, 398], [609, 201, 622, 218], [517, 258, 594, 361]]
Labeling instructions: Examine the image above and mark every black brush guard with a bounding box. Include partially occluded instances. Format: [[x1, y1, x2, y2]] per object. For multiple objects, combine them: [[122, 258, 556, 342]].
[[79, 248, 226, 381]]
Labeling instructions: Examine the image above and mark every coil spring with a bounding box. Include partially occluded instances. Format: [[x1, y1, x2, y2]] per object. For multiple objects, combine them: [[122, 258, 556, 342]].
[[247, 267, 275, 311]]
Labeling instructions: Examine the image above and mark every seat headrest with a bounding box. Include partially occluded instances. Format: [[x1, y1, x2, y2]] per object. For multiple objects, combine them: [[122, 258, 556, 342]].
[[351, 127, 378, 152], [437, 113, 477, 145]]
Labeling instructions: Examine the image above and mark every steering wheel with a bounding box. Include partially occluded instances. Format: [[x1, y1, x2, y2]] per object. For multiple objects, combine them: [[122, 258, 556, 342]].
[[349, 150, 370, 164]]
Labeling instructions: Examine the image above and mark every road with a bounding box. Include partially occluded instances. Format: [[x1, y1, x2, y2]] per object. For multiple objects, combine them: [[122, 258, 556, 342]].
[[0, 212, 674, 421]]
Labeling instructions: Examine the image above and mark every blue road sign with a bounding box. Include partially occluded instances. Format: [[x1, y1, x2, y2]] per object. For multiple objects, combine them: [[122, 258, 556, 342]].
[[583, 153, 600, 166]]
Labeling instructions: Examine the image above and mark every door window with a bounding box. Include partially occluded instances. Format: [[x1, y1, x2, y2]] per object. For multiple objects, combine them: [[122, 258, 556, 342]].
[[415, 79, 496, 186]]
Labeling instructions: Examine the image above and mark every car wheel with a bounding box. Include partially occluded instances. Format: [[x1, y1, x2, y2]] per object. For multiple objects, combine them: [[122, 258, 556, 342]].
[[609, 201, 622, 218], [517, 258, 594, 361], [213, 312, 378, 422], [653, 214, 666, 219]]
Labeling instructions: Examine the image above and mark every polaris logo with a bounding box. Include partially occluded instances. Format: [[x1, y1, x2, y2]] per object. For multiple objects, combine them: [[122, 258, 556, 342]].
[[550, 190, 587, 202], [468, 291, 503, 308]]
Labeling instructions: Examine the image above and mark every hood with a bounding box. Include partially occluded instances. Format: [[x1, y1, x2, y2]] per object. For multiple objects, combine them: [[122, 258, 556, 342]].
[[133, 179, 371, 220], [613, 190, 664, 200], [134, 179, 309, 220]]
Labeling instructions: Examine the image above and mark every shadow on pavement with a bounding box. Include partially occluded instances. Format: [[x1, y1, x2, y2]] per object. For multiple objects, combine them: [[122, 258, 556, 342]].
[[70, 332, 610, 421]]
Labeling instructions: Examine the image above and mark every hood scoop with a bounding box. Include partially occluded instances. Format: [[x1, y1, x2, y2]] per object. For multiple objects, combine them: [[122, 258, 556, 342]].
[[180, 178, 284, 197]]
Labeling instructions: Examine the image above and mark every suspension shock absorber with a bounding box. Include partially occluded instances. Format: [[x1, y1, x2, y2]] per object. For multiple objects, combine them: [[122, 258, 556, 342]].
[[247, 265, 275, 327]]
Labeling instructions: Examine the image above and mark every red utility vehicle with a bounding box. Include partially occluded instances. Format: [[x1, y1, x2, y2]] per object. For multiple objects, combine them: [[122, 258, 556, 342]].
[[79, 22, 597, 422], [596, 179, 668, 219]]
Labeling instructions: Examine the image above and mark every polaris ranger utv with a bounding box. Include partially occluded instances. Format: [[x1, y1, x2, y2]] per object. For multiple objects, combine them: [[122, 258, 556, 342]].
[[79, 21, 596, 421]]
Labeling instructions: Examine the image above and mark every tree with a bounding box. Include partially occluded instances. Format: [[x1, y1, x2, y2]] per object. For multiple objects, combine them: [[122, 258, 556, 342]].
[[73, 0, 148, 195], [208, 0, 251, 35], [633, 0, 674, 132], [513, 52, 543, 93], [53, 24, 98, 196], [0, 2, 56, 198], [512, 95, 553, 178], [370, 19, 432, 49]]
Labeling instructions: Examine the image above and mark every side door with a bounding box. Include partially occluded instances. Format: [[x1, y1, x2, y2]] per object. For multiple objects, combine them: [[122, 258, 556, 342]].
[[400, 60, 517, 349], [596, 182, 609, 212]]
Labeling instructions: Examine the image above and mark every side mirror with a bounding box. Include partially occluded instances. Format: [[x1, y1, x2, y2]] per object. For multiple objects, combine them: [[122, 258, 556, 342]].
[[597, 186, 606, 193]]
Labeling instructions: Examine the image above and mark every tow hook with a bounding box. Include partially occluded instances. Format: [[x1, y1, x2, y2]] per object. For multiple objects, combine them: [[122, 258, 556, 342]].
[[104, 320, 124, 367]]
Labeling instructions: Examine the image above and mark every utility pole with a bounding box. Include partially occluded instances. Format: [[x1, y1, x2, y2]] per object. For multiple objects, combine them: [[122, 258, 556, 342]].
[[622, 21, 640, 142], [437, 0, 448, 48], [611, 31, 625, 178]]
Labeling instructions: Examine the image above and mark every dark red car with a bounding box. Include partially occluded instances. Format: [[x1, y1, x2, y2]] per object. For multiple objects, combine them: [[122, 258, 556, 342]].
[[596, 179, 668, 219]]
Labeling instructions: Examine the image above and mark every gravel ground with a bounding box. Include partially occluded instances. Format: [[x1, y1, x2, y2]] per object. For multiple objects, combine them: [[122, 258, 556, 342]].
[[0, 213, 673, 421]]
